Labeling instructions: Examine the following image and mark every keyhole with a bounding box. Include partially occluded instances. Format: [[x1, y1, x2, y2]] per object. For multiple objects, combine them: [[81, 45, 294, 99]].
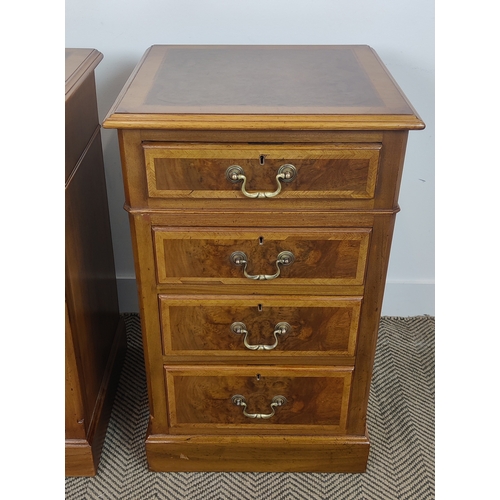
[[259, 236, 264, 245], [258, 304, 263, 312], [256, 374, 261, 381], [259, 155, 265, 165]]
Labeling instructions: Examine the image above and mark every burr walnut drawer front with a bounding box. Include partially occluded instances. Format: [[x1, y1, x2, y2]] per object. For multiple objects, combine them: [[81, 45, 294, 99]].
[[143, 143, 381, 200], [153, 227, 370, 286], [159, 295, 361, 358], [164, 366, 352, 435]]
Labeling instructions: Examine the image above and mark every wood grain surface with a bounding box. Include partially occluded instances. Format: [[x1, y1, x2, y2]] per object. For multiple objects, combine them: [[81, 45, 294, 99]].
[[165, 365, 352, 434], [159, 295, 361, 357], [144, 143, 380, 199], [153, 227, 370, 286]]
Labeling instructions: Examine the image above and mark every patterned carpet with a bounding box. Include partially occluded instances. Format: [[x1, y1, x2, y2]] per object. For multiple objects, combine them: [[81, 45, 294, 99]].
[[66, 314, 435, 499]]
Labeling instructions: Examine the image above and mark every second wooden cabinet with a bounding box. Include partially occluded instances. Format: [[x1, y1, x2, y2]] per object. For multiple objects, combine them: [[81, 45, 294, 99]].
[[66, 48, 126, 476]]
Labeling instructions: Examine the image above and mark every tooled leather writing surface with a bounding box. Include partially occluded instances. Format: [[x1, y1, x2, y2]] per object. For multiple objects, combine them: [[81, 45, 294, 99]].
[[114, 45, 415, 116], [147, 47, 383, 110]]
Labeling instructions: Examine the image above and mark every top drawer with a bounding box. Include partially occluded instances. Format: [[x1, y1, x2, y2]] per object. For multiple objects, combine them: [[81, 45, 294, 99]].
[[143, 143, 380, 201]]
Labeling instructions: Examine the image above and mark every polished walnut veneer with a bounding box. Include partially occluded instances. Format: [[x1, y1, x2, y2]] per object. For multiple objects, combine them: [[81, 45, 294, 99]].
[[103, 45, 424, 473], [65, 48, 127, 476]]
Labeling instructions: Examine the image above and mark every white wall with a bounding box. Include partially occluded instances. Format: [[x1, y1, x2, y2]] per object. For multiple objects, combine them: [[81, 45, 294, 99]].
[[66, 0, 435, 316]]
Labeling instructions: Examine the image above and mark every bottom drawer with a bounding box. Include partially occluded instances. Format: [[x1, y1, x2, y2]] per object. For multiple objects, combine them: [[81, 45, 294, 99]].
[[165, 366, 352, 435]]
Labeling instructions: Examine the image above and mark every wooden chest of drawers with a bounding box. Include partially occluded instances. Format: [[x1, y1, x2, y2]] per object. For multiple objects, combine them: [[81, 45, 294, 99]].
[[65, 48, 126, 476], [104, 45, 424, 473]]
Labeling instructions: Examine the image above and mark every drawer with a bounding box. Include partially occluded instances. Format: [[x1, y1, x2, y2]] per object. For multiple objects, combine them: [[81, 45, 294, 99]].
[[153, 227, 370, 286], [165, 366, 352, 435], [159, 295, 361, 358], [143, 143, 380, 200]]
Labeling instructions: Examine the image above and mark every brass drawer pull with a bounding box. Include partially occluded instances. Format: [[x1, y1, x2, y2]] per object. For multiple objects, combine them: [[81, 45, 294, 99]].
[[230, 321, 291, 350], [226, 164, 297, 198], [230, 250, 294, 280], [231, 394, 287, 419]]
